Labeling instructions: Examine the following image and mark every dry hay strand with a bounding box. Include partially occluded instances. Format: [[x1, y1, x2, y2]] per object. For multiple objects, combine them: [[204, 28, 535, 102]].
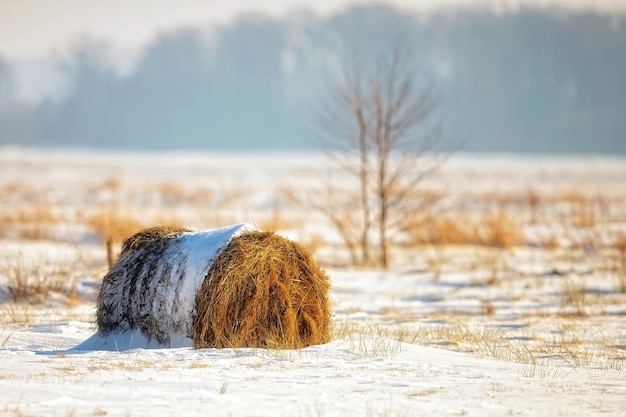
[[193, 231, 331, 349], [120, 224, 192, 253]]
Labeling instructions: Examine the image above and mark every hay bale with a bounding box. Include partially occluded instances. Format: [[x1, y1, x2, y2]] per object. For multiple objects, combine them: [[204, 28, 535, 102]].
[[193, 231, 331, 349], [95, 224, 331, 350]]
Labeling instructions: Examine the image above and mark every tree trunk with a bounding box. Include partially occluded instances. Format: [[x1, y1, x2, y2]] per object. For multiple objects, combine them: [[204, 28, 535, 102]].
[[378, 156, 389, 269], [358, 115, 370, 267]]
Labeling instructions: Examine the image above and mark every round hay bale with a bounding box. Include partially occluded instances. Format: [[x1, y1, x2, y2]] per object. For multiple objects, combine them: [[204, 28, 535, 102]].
[[94, 224, 331, 350], [193, 230, 331, 349]]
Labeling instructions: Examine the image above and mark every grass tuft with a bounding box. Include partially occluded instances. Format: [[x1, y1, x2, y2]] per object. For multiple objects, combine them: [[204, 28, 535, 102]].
[[87, 209, 142, 244], [409, 210, 523, 248], [2, 254, 79, 304], [562, 277, 587, 316]]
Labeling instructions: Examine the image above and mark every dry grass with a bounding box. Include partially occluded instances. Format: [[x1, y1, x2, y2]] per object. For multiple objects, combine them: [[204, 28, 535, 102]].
[[565, 192, 598, 228], [330, 315, 625, 374], [1, 304, 33, 324], [480, 211, 523, 248], [254, 212, 298, 235], [409, 320, 537, 363], [3, 398, 81, 417], [561, 277, 587, 315], [193, 231, 332, 349], [2, 254, 78, 304], [409, 211, 523, 248], [333, 318, 538, 364], [1, 327, 17, 346], [469, 249, 508, 286], [86, 209, 142, 244], [614, 234, 626, 293], [0, 204, 60, 240], [85, 357, 177, 372], [332, 319, 407, 359], [526, 188, 541, 224], [424, 248, 449, 281], [156, 181, 187, 203], [0, 204, 58, 225]]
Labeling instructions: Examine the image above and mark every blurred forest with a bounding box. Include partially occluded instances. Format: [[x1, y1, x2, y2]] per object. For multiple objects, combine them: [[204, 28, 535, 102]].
[[0, 5, 625, 153]]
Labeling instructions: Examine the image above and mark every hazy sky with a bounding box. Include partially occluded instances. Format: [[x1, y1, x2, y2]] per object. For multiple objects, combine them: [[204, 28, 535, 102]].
[[1, 0, 624, 60]]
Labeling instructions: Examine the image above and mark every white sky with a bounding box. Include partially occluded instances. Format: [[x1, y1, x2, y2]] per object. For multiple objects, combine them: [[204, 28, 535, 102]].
[[1, 0, 625, 60]]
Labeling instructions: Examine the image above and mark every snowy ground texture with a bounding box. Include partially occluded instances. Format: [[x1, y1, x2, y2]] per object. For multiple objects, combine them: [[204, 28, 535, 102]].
[[2, 270, 626, 417], [2, 312, 624, 417], [1, 148, 626, 416]]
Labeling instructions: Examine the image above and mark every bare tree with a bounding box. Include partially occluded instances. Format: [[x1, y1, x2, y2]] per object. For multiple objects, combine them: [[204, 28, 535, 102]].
[[293, 39, 449, 268]]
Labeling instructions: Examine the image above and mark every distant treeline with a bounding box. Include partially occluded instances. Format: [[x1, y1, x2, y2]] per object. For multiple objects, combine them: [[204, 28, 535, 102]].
[[0, 5, 625, 153]]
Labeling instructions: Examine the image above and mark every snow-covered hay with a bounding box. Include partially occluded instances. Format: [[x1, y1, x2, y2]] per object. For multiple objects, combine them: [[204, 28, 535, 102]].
[[119, 224, 192, 253], [193, 230, 332, 349], [94, 224, 331, 350]]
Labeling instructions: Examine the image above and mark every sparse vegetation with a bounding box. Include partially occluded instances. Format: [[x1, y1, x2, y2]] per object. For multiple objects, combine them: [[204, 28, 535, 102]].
[[86, 209, 142, 245], [1, 303, 33, 324], [333, 319, 407, 359], [614, 234, 626, 293], [0, 204, 60, 240], [408, 211, 523, 248], [562, 277, 587, 315], [331, 315, 626, 375], [2, 253, 78, 304]]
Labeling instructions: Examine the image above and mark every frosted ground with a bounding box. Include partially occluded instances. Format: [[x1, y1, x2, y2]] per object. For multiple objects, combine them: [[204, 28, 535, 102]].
[[1, 147, 625, 416]]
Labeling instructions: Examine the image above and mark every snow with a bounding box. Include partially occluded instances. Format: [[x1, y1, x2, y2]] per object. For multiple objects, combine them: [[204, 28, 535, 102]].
[[1, 148, 626, 416], [3, 266, 626, 417], [170, 223, 255, 337], [74, 329, 192, 351], [1, 304, 625, 417]]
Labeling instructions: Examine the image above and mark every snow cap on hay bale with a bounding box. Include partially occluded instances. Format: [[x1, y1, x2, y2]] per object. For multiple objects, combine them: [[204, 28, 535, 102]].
[[94, 223, 331, 350], [193, 230, 331, 349]]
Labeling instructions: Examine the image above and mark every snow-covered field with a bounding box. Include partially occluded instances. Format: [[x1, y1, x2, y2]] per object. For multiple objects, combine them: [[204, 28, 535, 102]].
[[1, 147, 625, 416]]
